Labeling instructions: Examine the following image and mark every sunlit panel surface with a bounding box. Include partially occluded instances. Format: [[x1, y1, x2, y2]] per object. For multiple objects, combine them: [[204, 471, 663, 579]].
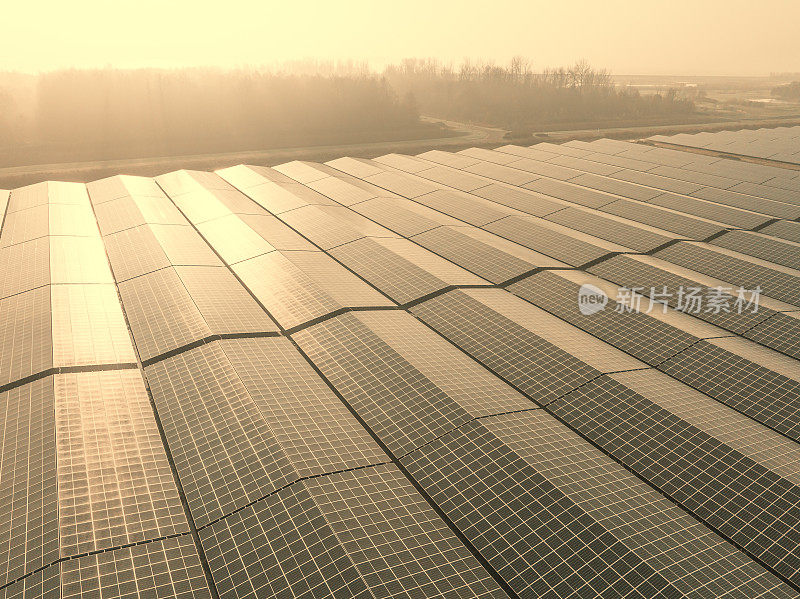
[[3, 133, 800, 597]]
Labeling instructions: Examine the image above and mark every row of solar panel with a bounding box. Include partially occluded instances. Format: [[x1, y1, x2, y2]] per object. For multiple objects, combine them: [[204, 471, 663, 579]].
[[450, 142, 800, 219], [297, 149, 800, 594], [417, 141, 800, 222], [565, 138, 800, 189], [0, 183, 135, 388], [0, 180, 510, 597], [2, 138, 799, 598], [324, 152, 800, 358], [651, 126, 800, 165], [164, 156, 799, 597], [523, 135, 800, 189]]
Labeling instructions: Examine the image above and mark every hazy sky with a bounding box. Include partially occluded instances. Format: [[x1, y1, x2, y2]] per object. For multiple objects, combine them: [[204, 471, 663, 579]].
[[4, 0, 799, 75]]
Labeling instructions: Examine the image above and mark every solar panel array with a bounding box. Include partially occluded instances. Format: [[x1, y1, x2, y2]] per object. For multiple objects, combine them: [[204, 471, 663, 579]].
[[1, 133, 799, 598], [650, 125, 800, 165]]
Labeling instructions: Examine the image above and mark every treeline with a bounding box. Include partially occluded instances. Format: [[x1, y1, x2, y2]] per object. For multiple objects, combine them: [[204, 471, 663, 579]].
[[0, 66, 422, 163], [383, 58, 695, 130], [772, 82, 800, 100], [31, 68, 419, 157], [0, 60, 702, 165]]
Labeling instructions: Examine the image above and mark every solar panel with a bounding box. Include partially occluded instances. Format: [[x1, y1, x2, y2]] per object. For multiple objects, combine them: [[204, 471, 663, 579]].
[[463, 160, 541, 186], [0, 378, 58, 587], [0, 286, 52, 387], [648, 192, 772, 229], [237, 213, 318, 251], [196, 214, 276, 264], [414, 165, 493, 192], [588, 254, 779, 335], [609, 168, 706, 194], [0, 205, 50, 247], [218, 337, 386, 472], [538, 141, 595, 157], [102, 225, 173, 281], [364, 170, 441, 198], [711, 230, 800, 271], [156, 169, 236, 197], [0, 562, 60, 599], [550, 369, 800, 587], [329, 236, 487, 303], [547, 154, 624, 176], [60, 536, 212, 599], [216, 164, 291, 189], [544, 206, 680, 252], [0, 237, 50, 299], [93, 192, 191, 232], [743, 310, 800, 359], [409, 188, 516, 225], [305, 174, 381, 205], [117, 267, 216, 361], [522, 177, 615, 208], [485, 215, 632, 266], [506, 157, 582, 180], [374, 152, 434, 173], [654, 242, 800, 306], [50, 284, 135, 367], [508, 270, 711, 366], [232, 250, 393, 330], [417, 149, 484, 168], [173, 266, 278, 333], [145, 342, 299, 526], [54, 370, 188, 556], [272, 160, 331, 183], [233, 179, 337, 213], [458, 147, 522, 165], [402, 410, 791, 598], [470, 183, 566, 216], [411, 225, 567, 283], [4, 136, 800, 596], [651, 164, 741, 189], [279, 204, 398, 250], [598, 198, 728, 240], [8, 181, 89, 213], [351, 196, 462, 237], [47, 204, 100, 238], [292, 310, 531, 456], [729, 181, 800, 205], [5, 182, 48, 213], [690, 186, 800, 220], [86, 174, 167, 204], [326, 156, 387, 178], [47, 237, 113, 284], [199, 465, 505, 599], [0, 372, 194, 591], [658, 337, 800, 442], [760, 219, 800, 244], [567, 172, 664, 201], [493, 144, 561, 161]]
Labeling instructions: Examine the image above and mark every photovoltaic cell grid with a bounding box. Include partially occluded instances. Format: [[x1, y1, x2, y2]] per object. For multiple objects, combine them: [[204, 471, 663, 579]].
[[292, 310, 533, 457], [3, 132, 800, 598], [650, 125, 800, 165], [548, 370, 800, 587], [402, 411, 792, 599], [199, 464, 505, 599], [0, 372, 191, 591]]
